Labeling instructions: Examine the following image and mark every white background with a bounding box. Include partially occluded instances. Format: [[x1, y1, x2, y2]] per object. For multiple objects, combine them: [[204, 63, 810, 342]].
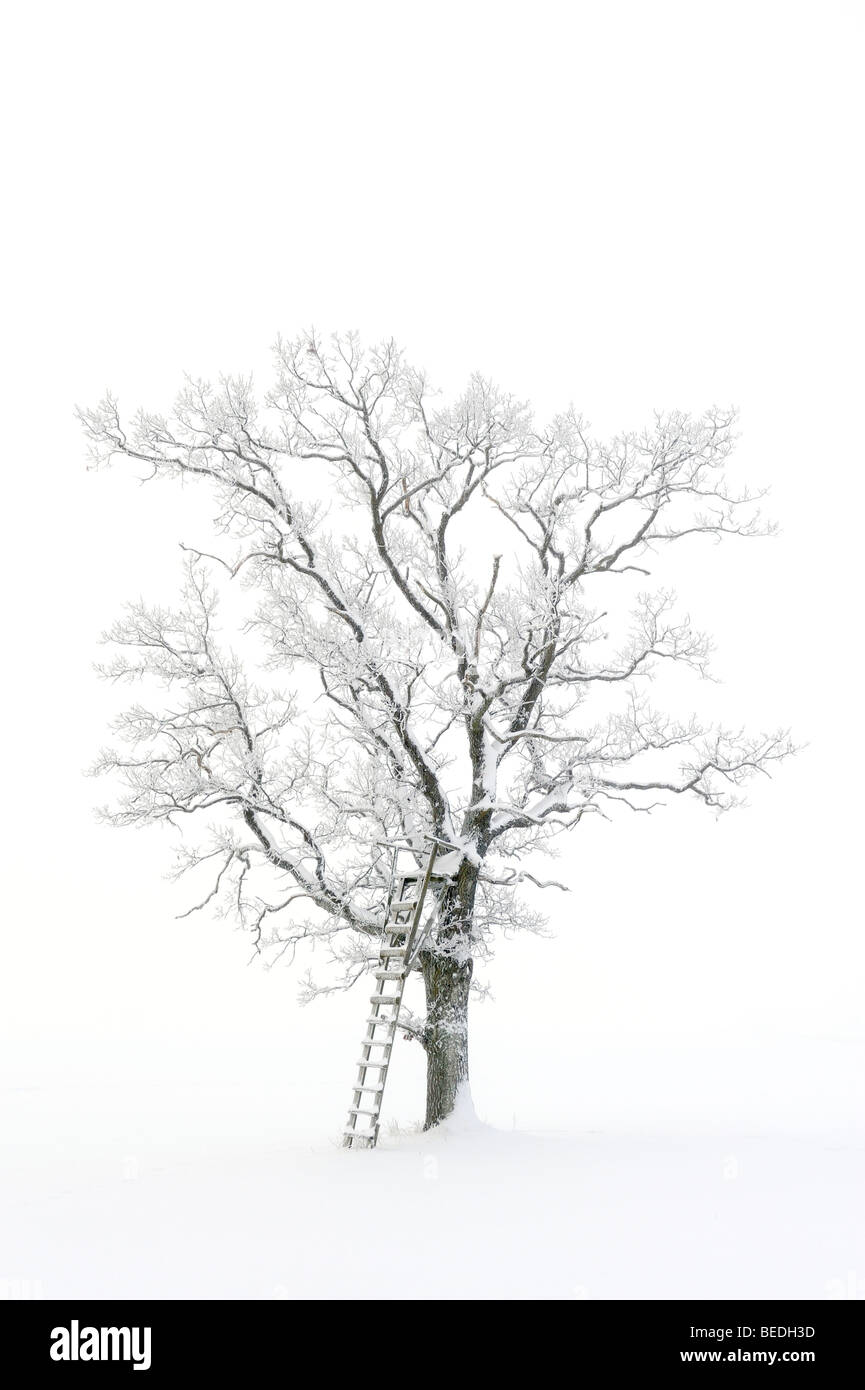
[[1, 1, 862, 1299]]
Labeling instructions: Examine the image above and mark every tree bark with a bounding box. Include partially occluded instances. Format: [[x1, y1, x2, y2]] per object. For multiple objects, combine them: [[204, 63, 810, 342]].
[[420, 947, 473, 1129]]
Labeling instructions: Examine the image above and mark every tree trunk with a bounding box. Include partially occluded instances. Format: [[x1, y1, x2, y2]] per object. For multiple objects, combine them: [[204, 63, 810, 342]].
[[420, 946, 473, 1129], [417, 856, 479, 1130]]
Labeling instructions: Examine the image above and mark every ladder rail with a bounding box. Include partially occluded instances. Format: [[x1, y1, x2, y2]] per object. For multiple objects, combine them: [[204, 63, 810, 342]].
[[400, 840, 439, 965]]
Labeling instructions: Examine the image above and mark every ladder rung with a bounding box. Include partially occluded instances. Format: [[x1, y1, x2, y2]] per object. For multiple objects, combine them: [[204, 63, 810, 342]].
[[364, 1017, 396, 1028], [374, 969, 405, 980], [353, 1083, 384, 1093], [356, 1057, 389, 1067], [389, 900, 418, 913], [343, 1128, 376, 1141], [349, 1107, 381, 1117], [369, 995, 401, 1005], [379, 947, 405, 956]]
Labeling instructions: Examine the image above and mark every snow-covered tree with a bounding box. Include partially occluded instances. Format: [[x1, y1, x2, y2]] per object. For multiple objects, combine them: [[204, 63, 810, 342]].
[[79, 332, 792, 1129]]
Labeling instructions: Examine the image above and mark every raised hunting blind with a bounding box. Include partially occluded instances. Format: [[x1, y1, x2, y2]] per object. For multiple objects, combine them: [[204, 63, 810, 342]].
[[343, 838, 460, 1148]]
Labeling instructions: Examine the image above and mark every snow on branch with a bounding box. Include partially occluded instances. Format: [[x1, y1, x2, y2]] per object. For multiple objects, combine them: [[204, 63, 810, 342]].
[[82, 332, 794, 988]]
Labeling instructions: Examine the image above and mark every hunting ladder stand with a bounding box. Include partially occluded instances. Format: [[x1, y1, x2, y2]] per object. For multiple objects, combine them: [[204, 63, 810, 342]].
[[343, 838, 447, 1149]]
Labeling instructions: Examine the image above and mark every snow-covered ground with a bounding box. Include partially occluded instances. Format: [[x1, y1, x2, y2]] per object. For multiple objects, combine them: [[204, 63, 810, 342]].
[[3, 1029, 862, 1301]]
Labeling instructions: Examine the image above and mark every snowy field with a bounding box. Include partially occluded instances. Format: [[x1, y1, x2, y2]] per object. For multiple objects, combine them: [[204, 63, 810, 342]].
[[3, 1019, 862, 1301]]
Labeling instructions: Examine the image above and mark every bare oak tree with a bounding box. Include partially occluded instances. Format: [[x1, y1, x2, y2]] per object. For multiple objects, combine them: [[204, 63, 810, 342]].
[[80, 332, 792, 1129]]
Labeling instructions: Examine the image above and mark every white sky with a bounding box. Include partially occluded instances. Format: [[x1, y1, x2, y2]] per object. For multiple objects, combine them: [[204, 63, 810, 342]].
[[1, 1, 862, 1135]]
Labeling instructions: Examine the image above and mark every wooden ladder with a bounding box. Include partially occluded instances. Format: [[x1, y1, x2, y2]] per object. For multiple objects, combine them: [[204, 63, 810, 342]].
[[342, 840, 440, 1149]]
